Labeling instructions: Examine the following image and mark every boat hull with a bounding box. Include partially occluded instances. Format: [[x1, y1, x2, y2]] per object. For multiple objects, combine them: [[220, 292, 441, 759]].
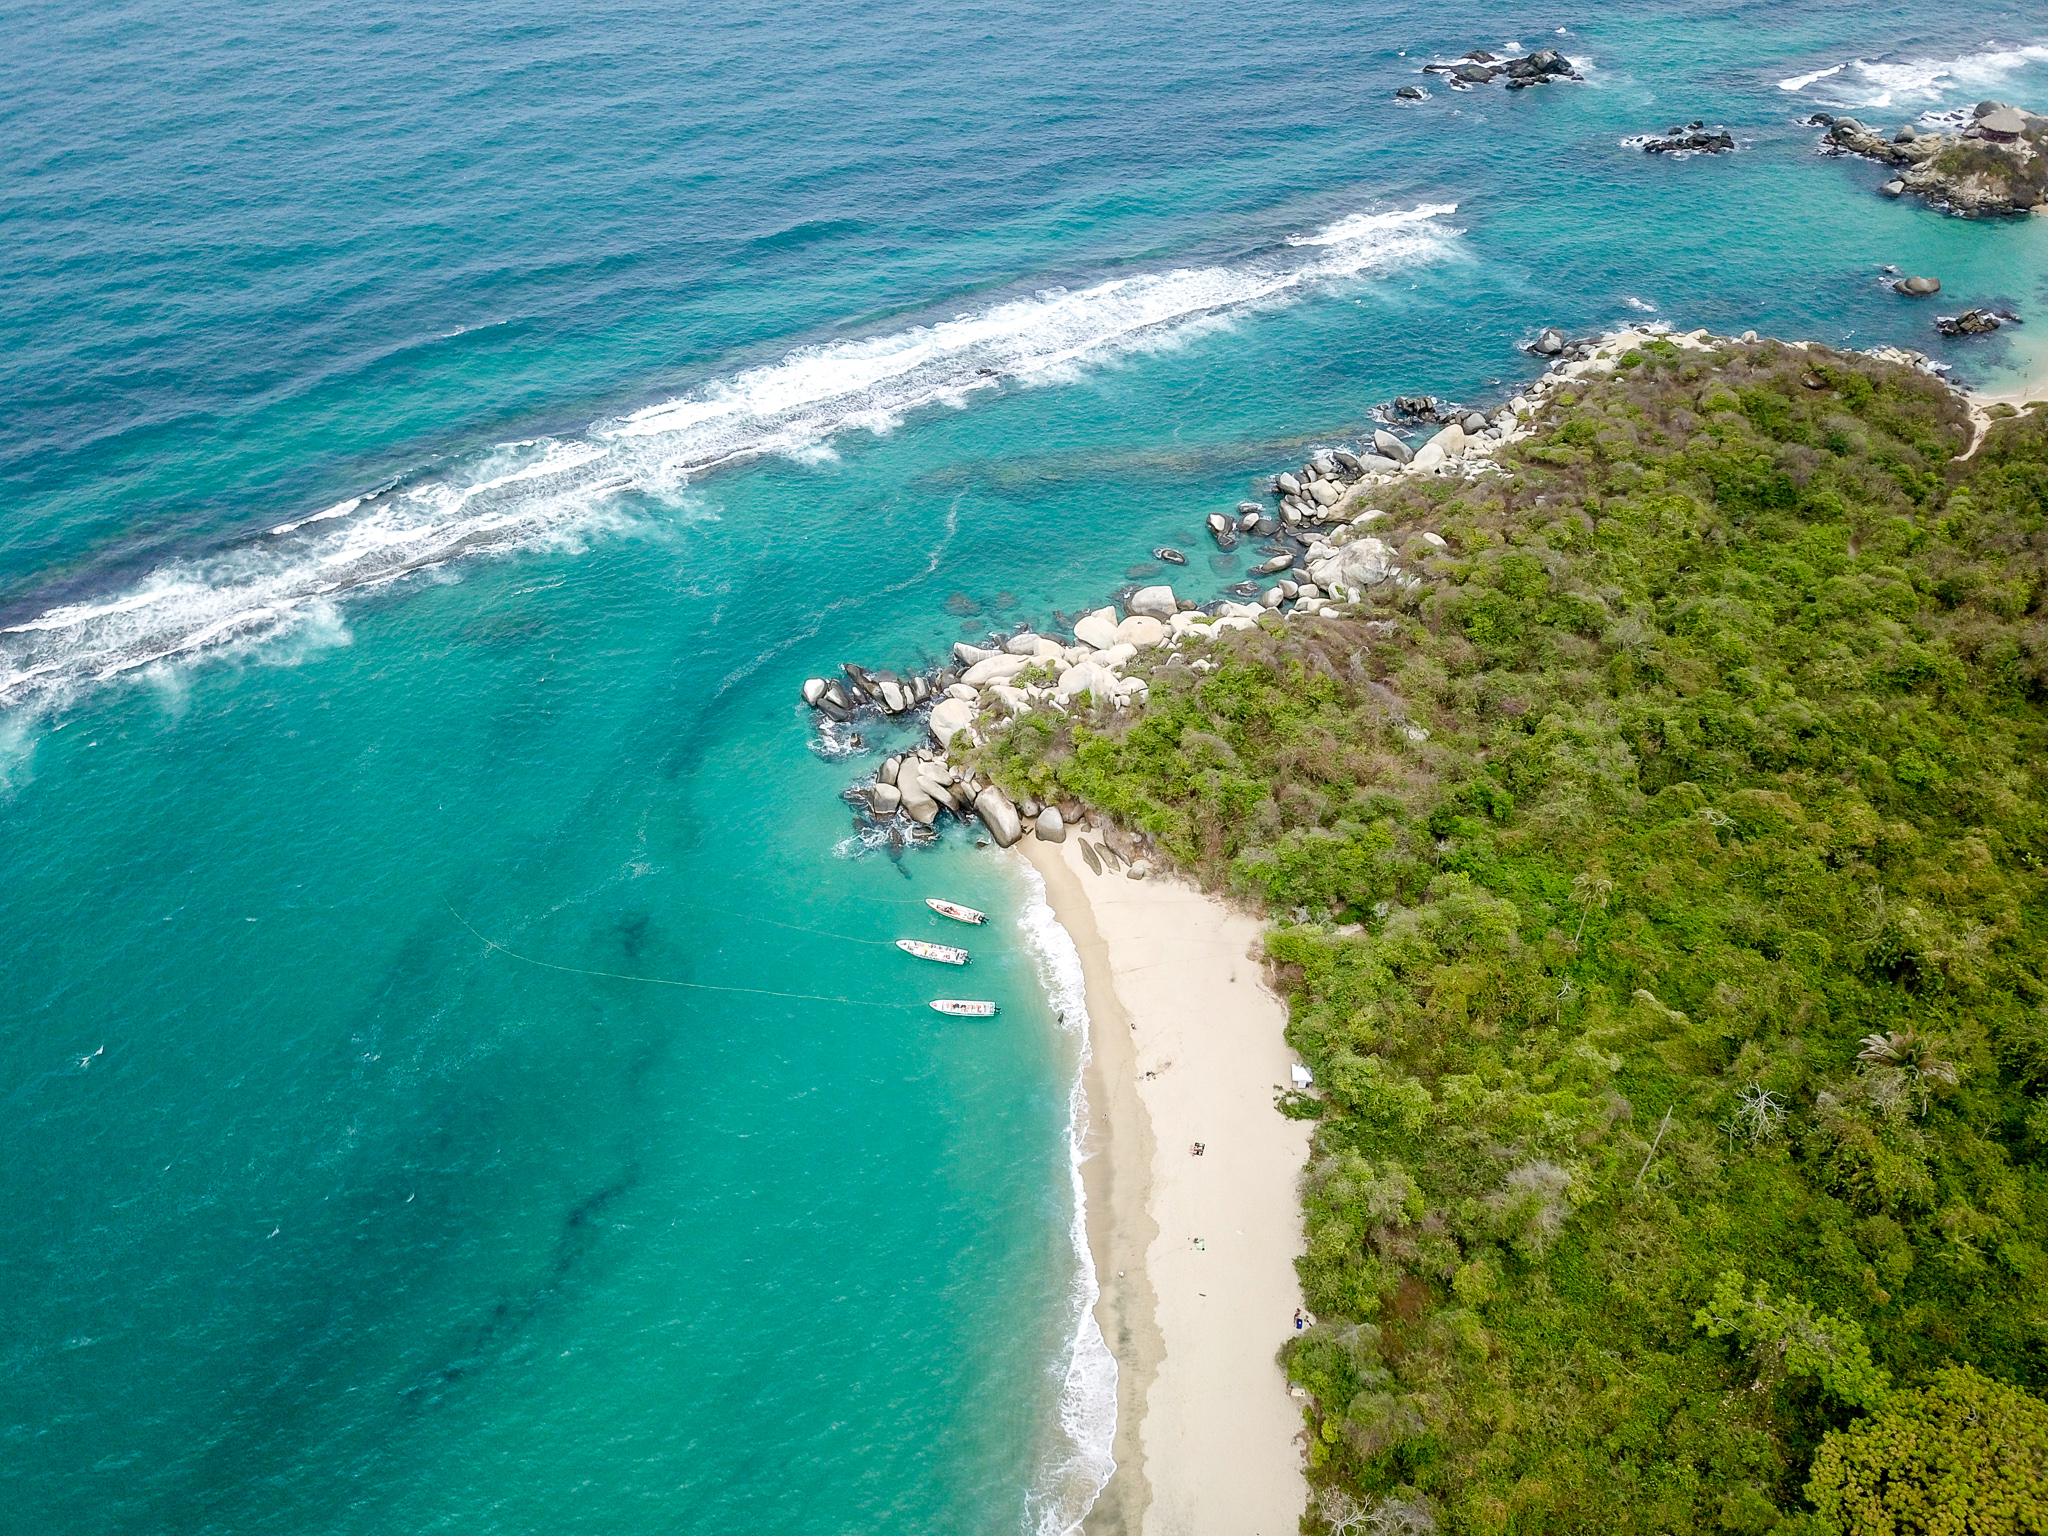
[[925, 898, 986, 925], [896, 939, 969, 965], [929, 1000, 998, 1017]]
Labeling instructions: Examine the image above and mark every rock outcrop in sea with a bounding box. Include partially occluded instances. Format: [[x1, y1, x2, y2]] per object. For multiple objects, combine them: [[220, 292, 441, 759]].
[[1818, 100, 2048, 215], [1421, 48, 1579, 91], [1630, 121, 1735, 156], [1936, 307, 2022, 337]]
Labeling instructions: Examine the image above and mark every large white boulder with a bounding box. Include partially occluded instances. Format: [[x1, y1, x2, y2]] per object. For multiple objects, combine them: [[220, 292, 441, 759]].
[[1054, 661, 1119, 701], [974, 786, 1023, 847], [1432, 422, 1467, 457], [916, 764, 959, 811], [1094, 641, 1139, 669], [953, 641, 998, 666], [1072, 607, 1122, 649], [898, 775, 938, 825], [928, 697, 976, 746], [1035, 805, 1067, 843], [1310, 536, 1397, 593], [961, 653, 1032, 686], [1168, 610, 1212, 636], [1115, 614, 1166, 648], [1126, 585, 1178, 621], [1411, 439, 1446, 471]]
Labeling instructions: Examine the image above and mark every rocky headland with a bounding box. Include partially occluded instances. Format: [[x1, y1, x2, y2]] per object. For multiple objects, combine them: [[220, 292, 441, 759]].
[[800, 321, 1787, 858], [1819, 98, 2048, 214]]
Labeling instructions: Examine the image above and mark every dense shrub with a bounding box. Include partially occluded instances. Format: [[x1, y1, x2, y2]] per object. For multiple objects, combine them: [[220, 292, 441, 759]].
[[1805, 1365, 2048, 1535]]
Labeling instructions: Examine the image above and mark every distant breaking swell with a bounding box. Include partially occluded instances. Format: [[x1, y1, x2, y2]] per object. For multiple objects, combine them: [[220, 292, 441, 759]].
[[0, 203, 1459, 717]]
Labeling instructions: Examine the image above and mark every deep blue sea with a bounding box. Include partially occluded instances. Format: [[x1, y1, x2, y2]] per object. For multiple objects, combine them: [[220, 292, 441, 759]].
[[3, 3, 2045, 1531]]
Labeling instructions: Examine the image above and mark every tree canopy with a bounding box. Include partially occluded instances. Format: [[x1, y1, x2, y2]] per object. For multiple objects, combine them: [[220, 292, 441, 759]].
[[972, 338, 2048, 1533]]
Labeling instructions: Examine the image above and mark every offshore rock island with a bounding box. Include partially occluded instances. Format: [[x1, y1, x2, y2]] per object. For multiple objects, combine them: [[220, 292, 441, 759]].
[[806, 328, 2048, 1534]]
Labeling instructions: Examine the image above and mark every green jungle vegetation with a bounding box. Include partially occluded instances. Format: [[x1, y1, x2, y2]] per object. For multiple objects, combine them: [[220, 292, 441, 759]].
[[969, 338, 2048, 1534]]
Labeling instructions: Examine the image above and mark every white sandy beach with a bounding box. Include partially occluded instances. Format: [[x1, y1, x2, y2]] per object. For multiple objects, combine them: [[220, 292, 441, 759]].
[[1019, 836, 1311, 1536]]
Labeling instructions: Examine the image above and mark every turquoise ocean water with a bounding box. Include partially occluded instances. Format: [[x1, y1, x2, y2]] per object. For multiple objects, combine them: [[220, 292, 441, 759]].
[[4, 4, 2047, 1531]]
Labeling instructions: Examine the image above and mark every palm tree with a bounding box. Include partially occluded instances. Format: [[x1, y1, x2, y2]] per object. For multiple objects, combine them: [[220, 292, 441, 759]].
[[1571, 869, 1614, 944], [1856, 1030, 1959, 1113]]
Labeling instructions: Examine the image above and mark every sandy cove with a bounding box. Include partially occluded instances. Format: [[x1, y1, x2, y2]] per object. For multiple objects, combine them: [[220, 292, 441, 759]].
[[1018, 836, 1311, 1536]]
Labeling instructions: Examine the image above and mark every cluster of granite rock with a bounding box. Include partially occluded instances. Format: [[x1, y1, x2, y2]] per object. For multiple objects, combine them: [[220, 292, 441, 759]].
[[802, 663, 955, 724], [1817, 99, 2048, 214], [1936, 308, 2023, 337], [848, 747, 1149, 863], [1418, 48, 1578, 91], [1630, 120, 1735, 156]]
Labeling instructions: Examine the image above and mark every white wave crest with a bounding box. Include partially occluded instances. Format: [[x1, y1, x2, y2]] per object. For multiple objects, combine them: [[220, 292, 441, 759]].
[[610, 203, 1461, 463], [0, 204, 1460, 718], [1779, 42, 2048, 108], [1016, 859, 1118, 1536], [1779, 61, 1850, 91], [1283, 202, 1458, 248]]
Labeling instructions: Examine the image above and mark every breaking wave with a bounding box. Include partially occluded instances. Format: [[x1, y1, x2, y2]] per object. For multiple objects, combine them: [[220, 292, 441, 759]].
[[1777, 41, 2048, 109], [0, 203, 1461, 719]]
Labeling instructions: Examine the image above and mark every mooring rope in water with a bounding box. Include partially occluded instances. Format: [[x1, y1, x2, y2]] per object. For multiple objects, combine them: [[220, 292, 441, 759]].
[[447, 904, 927, 1009], [663, 899, 904, 948]]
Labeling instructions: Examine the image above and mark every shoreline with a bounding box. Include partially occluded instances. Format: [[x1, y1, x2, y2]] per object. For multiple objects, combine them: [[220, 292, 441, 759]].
[[1019, 837, 1311, 1536]]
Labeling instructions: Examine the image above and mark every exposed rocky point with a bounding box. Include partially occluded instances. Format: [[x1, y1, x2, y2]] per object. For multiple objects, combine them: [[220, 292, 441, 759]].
[[1821, 101, 2048, 215]]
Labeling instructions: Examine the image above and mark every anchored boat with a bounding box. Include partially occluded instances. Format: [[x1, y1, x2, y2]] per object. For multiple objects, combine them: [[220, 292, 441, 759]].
[[896, 939, 969, 965], [925, 898, 986, 925], [930, 999, 999, 1017]]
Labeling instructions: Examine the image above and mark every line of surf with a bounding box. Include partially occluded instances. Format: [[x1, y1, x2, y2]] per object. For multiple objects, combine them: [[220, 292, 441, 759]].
[[1777, 41, 2048, 107], [1015, 859, 1118, 1536], [0, 203, 1462, 721]]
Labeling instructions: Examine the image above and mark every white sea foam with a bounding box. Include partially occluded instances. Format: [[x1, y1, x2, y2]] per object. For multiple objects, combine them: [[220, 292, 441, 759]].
[[0, 204, 1461, 719], [1778, 42, 2048, 109], [1016, 860, 1118, 1536], [1284, 203, 1458, 248], [1779, 61, 1851, 92]]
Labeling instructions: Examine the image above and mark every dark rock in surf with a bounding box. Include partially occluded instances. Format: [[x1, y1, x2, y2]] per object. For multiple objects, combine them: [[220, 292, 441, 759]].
[[1637, 122, 1735, 155], [1936, 307, 2015, 336]]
